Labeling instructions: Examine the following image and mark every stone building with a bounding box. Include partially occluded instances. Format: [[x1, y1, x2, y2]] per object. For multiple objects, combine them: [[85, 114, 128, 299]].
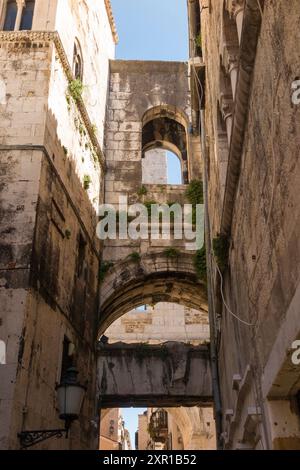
[[0, 0, 116, 449], [1, 0, 300, 452], [136, 407, 215, 451], [188, 0, 300, 449], [99, 408, 131, 451]]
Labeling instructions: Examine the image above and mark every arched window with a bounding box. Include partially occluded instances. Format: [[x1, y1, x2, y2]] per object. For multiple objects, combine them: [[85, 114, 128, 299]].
[[142, 106, 189, 184], [73, 39, 84, 81], [167, 151, 182, 185], [20, 0, 35, 30], [3, 1, 17, 31], [2, 0, 35, 31]]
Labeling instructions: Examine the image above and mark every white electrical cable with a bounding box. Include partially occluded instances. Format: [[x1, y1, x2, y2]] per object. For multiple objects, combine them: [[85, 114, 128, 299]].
[[191, 36, 256, 328], [214, 257, 256, 327]]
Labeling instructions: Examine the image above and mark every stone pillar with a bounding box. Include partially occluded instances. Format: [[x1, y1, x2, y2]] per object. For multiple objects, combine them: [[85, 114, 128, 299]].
[[232, 1, 245, 44], [15, 0, 25, 31], [0, 0, 4, 26], [228, 56, 239, 99]]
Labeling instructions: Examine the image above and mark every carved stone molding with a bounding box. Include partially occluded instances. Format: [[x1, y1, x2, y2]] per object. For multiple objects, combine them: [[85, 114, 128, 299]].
[[220, 93, 233, 121], [222, 46, 240, 75], [104, 0, 119, 44], [226, 0, 245, 19]]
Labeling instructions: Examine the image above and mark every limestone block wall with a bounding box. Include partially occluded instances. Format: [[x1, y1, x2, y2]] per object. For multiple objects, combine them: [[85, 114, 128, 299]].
[[0, 37, 51, 449], [142, 149, 167, 185], [105, 302, 209, 345], [0, 38, 100, 448], [0, 5, 114, 445], [54, 0, 116, 147], [105, 60, 191, 208], [200, 0, 300, 448]]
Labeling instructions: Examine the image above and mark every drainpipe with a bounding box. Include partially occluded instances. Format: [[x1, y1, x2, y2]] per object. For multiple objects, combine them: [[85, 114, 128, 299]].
[[200, 109, 223, 449]]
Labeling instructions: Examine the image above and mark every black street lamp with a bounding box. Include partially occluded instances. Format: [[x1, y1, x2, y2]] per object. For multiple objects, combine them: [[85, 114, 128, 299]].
[[18, 368, 86, 449]]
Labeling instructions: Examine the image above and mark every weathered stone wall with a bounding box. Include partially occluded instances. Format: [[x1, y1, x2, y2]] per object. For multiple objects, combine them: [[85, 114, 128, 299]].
[[97, 342, 212, 408], [142, 149, 167, 185], [99, 408, 121, 450], [199, 0, 300, 449], [54, 0, 115, 147], [105, 302, 209, 345], [104, 60, 192, 217], [100, 61, 206, 332], [0, 1, 115, 449]]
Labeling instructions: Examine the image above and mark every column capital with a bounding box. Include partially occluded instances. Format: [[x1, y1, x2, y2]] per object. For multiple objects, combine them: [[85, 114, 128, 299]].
[[222, 45, 239, 74], [220, 93, 233, 121], [226, 0, 245, 18]]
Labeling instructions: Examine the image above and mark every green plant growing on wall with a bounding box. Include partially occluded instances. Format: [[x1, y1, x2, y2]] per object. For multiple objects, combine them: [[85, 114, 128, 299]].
[[195, 33, 202, 49], [65, 229, 71, 240], [194, 246, 207, 282], [185, 180, 204, 206], [91, 124, 98, 135], [164, 247, 180, 259], [83, 174, 92, 190], [68, 79, 84, 102], [137, 185, 148, 197], [213, 234, 230, 273], [79, 122, 86, 137], [92, 151, 98, 164], [185, 179, 204, 224], [128, 252, 141, 263], [99, 261, 114, 283]]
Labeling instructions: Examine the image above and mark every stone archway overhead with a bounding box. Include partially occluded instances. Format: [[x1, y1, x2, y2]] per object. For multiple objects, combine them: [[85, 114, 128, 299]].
[[98, 252, 208, 336], [142, 104, 190, 129]]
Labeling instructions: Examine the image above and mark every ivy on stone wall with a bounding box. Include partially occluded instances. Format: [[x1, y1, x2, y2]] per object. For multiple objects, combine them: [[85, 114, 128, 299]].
[[194, 246, 207, 282], [68, 78, 84, 102], [83, 174, 92, 190], [213, 234, 229, 273], [128, 252, 141, 263], [164, 247, 180, 259], [185, 180, 204, 224], [99, 261, 114, 283]]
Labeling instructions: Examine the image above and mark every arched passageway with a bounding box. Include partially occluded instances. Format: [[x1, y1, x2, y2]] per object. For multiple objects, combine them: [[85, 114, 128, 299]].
[[98, 252, 207, 335]]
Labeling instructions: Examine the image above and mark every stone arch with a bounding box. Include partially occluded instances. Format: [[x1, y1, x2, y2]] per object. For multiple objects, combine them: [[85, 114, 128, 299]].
[[98, 252, 207, 336], [141, 105, 190, 184], [142, 105, 189, 130]]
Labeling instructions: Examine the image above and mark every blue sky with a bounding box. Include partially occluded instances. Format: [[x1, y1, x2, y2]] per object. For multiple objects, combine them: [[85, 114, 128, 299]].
[[110, 0, 188, 448], [111, 0, 188, 61], [122, 408, 145, 449]]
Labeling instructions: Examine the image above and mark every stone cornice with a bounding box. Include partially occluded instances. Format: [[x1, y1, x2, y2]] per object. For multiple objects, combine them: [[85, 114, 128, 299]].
[[0, 30, 106, 171], [104, 0, 119, 44], [221, 0, 264, 235]]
